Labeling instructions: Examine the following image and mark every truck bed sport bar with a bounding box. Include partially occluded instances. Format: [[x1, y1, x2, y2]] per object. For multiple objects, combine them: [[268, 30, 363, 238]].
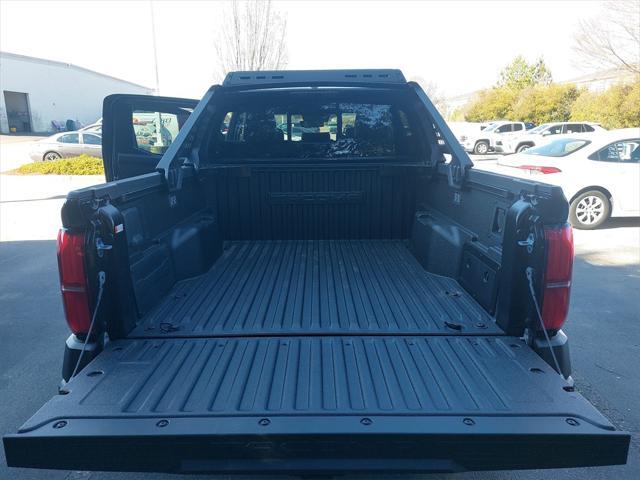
[[157, 69, 472, 188], [409, 81, 474, 187], [223, 69, 407, 86]]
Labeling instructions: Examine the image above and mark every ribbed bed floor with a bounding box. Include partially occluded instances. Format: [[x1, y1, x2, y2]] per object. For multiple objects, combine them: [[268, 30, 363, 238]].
[[131, 240, 499, 337]]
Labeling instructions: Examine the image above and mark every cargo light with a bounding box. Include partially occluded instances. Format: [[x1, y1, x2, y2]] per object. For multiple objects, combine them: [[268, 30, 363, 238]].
[[56, 229, 92, 335], [541, 224, 574, 331]]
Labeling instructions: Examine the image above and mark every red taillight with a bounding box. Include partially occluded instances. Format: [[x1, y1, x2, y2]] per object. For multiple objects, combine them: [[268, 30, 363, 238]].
[[516, 165, 562, 174], [541, 224, 574, 330], [57, 229, 91, 334]]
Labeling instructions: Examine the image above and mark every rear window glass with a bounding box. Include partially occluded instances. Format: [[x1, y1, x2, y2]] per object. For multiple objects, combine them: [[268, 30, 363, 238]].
[[210, 100, 417, 160], [524, 138, 590, 157], [132, 108, 192, 154], [591, 139, 640, 162], [83, 133, 101, 145], [58, 133, 79, 144]]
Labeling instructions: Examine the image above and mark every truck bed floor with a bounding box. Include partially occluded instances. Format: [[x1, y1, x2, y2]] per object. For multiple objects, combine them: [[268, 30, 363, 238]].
[[18, 335, 613, 427], [131, 240, 499, 337]]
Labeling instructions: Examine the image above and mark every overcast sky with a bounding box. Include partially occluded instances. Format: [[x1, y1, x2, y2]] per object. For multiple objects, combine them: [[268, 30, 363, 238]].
[[1, 0, 605, 99]]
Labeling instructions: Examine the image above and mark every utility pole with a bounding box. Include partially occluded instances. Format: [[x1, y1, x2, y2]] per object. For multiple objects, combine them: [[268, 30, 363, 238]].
[[149, 0, 163, 146], [150, 0, 160, 95]]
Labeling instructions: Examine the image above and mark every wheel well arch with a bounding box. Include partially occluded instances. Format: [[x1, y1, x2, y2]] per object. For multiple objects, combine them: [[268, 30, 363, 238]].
[[474, 138, 489, 144], [516, 141, 534, 149], [569, 186, 613, 204]]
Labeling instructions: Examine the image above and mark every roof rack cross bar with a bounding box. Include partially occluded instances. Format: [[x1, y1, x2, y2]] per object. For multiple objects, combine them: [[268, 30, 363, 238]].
[[223, 69, 406, 86]]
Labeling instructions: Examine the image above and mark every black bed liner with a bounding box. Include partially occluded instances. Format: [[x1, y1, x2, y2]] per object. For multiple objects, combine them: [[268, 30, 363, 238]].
[[132, 240, 500, 337], [6, 241, 630, 473], [5, 335, 629, 472]]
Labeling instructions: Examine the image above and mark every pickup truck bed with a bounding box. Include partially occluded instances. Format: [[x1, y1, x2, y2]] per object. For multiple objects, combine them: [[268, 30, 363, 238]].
[[132, 239, 499, 337], [8, 238, 627, 472], [6, 240, 627, 472]]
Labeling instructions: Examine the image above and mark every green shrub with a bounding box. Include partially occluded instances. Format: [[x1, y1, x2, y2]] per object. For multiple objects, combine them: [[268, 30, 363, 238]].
[[570, 81, 640, 129], [465, 55, 554, 122], [465, 87, 517, 122], [461, 53, 639, 127], [13, 155, 104, 175], [464, 80, 639, 127], [511, 84, 580, 124]]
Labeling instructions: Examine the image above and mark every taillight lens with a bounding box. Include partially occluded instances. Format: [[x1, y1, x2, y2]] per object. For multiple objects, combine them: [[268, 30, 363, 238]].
[[57, 229, 91, 334], [541, 224, 574, 330], [517, 165, 562, 174]]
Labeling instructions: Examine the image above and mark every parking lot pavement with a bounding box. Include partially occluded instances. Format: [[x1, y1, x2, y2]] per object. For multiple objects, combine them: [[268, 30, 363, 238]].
[[0, 175, 638, 479], [0, 135, 45, 172]]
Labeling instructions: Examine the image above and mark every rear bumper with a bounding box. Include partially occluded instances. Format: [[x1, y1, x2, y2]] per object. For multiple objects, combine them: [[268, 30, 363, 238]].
[[533, 329, 572, 378], [60, 334, 101, 385], [4, 415, 629, 474]]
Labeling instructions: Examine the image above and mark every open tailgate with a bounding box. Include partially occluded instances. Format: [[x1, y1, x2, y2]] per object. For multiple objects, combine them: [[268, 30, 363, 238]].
[[4, 336, 629, 474]]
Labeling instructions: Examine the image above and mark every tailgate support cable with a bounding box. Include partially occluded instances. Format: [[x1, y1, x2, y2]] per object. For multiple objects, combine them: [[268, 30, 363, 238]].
[[70, 270, 106, 379], [525, 266, 565, 379]]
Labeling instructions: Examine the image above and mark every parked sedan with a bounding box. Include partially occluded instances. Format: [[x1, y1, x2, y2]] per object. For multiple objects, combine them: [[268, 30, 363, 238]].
[[480, 128, 640, 229], [29, 131, 102, 161]]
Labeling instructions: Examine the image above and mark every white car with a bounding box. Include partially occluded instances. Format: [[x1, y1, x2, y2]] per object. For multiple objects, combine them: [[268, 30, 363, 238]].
[[459, 121, 530, 154], [501, 122, 605, 154], [480, 128, 640, 229]]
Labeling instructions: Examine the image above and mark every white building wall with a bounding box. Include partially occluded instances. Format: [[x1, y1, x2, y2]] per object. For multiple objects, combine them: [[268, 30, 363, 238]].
[[0, 52, 153, 133]]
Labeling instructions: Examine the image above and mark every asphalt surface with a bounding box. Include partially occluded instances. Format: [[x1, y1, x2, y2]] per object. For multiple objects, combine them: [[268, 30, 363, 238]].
[[0, 178, 638, 480]]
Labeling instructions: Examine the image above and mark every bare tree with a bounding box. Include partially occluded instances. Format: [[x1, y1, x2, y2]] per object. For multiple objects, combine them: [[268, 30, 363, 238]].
[[573, 0, 640, 74], [410, 76, 448, 116], [214, 0, 288, 81]]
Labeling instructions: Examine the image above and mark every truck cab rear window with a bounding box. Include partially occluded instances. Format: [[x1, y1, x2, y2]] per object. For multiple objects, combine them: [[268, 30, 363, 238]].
[[132, 108, 192, 155], [212, 102, 415, 160]]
